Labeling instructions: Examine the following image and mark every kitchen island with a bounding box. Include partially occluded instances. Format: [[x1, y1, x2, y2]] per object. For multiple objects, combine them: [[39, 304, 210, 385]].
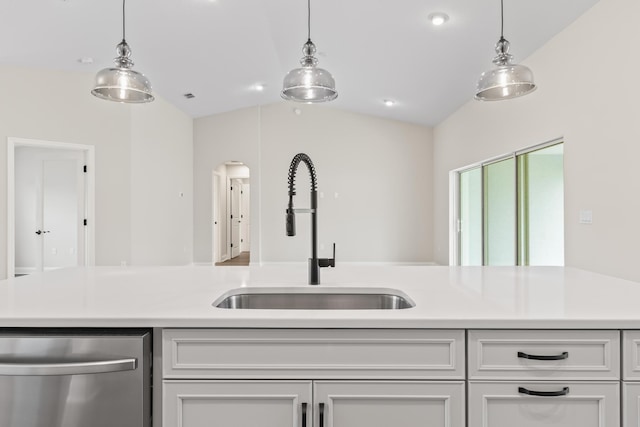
[[0, 264, 638, 328], [2, 265, 639, 427]]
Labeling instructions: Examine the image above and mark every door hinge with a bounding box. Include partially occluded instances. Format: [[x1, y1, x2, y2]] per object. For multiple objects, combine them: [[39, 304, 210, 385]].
[[83, 165, 87, 173], [230, 243, 233, 248], [83, 219, 87, 226], [230, 214, 233, 219]]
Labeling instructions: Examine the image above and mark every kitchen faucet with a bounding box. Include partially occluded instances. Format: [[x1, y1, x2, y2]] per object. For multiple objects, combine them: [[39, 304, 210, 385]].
[[286, 153, 335, 285]]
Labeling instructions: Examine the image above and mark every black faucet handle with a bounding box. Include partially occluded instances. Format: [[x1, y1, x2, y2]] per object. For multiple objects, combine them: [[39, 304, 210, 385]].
[[318, 243, 336, 268]]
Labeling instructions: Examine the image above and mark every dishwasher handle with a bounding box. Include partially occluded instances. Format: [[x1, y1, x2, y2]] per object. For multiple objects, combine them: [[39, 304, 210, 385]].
[[0, 357, 137, 376]]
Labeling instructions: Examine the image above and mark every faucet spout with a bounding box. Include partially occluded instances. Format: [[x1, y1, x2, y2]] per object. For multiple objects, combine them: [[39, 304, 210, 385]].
[[285, 153, 335, 285]]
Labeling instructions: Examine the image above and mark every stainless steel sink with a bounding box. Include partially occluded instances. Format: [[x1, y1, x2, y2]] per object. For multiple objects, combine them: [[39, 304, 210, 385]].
[[213, 287, 415, 310]]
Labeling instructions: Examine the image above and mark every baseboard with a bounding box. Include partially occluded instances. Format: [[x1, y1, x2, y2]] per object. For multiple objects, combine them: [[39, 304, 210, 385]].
[[257, 261, 438, 266], [15, 266, 36, 275]]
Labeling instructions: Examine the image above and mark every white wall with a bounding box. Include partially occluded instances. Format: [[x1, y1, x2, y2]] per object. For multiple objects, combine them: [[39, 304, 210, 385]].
[[130, 97, 193, 265], [433, 0, 640, 282], [0, 65, 193, 278], [194, 102, 434, 265], [194, 107, 262, 264]]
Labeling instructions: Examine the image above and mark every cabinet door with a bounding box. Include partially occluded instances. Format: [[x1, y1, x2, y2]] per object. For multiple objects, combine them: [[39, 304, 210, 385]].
[[313, 380, 465, 427], [624, 382, 640, 427], [163, 380, 312, 427], [469, 381, 619, 427]]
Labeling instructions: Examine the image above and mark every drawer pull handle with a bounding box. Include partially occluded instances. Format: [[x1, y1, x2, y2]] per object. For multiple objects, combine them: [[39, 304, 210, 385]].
[[518, 386, 570, 397], [517, 351, 568, 361], [301, 403, 307, 427], [319, 403, 325, 427]]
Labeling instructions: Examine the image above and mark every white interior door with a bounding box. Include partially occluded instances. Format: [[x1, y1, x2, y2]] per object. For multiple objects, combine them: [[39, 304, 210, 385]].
[[230, 178, 242, 258], [42, 158, 85, 271], [15, 146, 86, 274], [241, 183, 250, 252], [212, 173, 221, 263]]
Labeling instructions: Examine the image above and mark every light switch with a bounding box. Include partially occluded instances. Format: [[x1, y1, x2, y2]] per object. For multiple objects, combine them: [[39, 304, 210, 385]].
[[579, 210, 593, 224]]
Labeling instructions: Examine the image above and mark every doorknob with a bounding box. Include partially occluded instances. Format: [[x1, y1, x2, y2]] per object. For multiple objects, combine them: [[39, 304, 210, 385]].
[[35, 230, 50, 235]]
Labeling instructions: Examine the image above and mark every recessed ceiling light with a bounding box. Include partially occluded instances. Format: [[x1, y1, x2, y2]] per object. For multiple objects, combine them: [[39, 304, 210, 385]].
[[428, 12, 449, 26], [383, 99, 395, 107], [78, 57, 94, 65], [183, 93, 195, 99], [253, 83, 265, 92]]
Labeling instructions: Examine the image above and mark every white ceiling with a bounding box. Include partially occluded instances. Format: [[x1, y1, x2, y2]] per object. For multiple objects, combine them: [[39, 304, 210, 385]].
[[0, 0, 601, 127]]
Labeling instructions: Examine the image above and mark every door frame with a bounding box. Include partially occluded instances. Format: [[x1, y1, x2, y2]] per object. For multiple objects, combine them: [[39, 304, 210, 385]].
[[7, 137, 95, 277]]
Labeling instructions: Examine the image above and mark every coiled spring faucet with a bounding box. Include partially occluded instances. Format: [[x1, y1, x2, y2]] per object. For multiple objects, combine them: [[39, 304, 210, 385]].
[[286, 153, 335, 285]]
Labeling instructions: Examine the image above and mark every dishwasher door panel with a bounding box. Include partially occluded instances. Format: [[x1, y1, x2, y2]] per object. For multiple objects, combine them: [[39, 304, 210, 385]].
[[0, 330, 151, 427]]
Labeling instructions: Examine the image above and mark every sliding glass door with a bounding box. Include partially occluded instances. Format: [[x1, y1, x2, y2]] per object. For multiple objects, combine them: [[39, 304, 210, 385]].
[[456, 141, 564, 266], [484, 157, 516, 265], [517, 143, 564, 265], [459, 167, 482, 265]]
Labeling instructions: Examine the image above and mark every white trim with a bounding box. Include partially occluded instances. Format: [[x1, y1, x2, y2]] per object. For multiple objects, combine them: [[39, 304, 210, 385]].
[[7, 137, 95, 278], [448, 170, 460, 266]]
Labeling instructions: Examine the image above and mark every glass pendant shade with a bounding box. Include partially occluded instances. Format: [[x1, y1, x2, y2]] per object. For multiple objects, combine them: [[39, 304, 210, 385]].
[[475, 37, 536, 101], [92, 40, 153, 103], [282, 40, 337, 103]]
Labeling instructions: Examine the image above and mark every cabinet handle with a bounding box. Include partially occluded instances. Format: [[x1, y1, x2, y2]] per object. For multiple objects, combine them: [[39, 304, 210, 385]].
[[517, 351, 568, 361], [319, 403, 325, 427], [301, 403, 307, 427], [518, 386, 570, 397]]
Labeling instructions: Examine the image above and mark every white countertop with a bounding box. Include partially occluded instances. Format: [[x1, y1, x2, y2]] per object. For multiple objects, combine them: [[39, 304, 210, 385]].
[[1, 265, 639, 329]]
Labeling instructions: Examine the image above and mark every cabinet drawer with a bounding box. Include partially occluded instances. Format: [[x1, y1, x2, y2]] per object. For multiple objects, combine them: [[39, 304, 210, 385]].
[[623, 331, 640, 380], [469, 381, 620, 427], [163, 329, 465, 379], [468, 330, 620, 380]]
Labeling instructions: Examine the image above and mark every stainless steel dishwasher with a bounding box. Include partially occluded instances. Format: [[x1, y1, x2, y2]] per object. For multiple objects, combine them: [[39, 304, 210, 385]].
[[0, 329, 151, 427]]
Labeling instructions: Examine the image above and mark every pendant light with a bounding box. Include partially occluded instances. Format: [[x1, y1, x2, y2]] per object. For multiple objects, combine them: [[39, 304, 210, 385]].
[[281, 0, 337, 103], [475, 0, 536, 101], [91, 0, 154, 103]]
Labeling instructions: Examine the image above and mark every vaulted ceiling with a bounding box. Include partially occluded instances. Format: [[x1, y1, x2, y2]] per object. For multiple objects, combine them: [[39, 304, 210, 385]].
[[0, 0, 600, 126]]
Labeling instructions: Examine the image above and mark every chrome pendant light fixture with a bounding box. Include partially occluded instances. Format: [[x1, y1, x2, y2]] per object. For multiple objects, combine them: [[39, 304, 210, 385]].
[[91, 0, 154, 103], [281, 0, 337, 103], [475, 0, 536, 101]]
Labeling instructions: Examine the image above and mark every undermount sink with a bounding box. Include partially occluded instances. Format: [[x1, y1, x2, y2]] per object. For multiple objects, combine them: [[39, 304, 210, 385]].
[[213, 287, 415, 310]]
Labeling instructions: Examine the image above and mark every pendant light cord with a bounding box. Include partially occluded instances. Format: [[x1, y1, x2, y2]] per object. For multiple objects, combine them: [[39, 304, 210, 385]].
[[500, 0, 504, 40], [122, 0, 127, 42], [307, 0, 311, 42]]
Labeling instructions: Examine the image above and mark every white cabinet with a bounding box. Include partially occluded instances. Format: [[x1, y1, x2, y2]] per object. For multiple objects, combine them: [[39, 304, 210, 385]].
[[163, 380, 464, 427], [162, 328, 465, 379], [469, 381, 619, 427], [314, 380, 464, 427], [162, 329, 466, 427], [623, 331, 640, 427], [624, 383, 640, 427], [468, 330, 621, 427], [164, 381, 311, 427]]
